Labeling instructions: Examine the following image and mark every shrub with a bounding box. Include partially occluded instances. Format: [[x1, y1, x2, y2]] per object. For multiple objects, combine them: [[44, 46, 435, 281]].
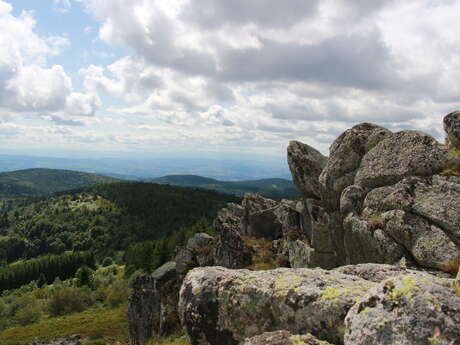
[[102, 257, 113, 267], [48, 287, 96, 317], [75, 266, 94, 287]]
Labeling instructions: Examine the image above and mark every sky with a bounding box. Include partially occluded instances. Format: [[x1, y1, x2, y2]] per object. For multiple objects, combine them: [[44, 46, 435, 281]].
[[1, 0, 460, 161]]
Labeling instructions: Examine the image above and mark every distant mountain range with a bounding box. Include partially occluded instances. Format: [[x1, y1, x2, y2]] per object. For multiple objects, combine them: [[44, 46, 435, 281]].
[[147, 174, 299, 199], [0, 153, 291, 180], [0, 169, 298, 199], [0, 168, 119, 199]]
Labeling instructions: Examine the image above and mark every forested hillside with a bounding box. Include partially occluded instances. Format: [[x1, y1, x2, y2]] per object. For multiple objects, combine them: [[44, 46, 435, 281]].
[[0, 169, 119, 199], [0, 182, 238, 265], [148, 174, 299, 199]]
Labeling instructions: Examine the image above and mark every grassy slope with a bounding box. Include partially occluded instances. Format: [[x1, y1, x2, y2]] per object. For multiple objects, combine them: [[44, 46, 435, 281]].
[[0, 168, 119, 199], [0, 306, 128, 345], [148, 174, 299, 199]]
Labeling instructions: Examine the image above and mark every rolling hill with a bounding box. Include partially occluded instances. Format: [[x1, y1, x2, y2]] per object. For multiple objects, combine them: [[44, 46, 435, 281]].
[[0, 168, 119, 199], [147, 174, 299, 199]]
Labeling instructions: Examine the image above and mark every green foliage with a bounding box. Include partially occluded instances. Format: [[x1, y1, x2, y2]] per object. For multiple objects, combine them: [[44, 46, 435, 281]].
[[0, 252, 95, 292], [0, 305, 128, 345], [101, 257, 113, 267], [0, 182, 237, 263], [0, 168, 119, 199], [148, 175, 299, 199], [74, 266, 94, 287], [47, 286, 96, 317]]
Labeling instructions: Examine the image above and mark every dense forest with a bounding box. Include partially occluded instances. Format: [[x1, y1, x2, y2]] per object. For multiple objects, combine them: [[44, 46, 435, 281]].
[[0, 181, 238, 265], [0, 169, 118, 199], [148, 175, 299, 199]]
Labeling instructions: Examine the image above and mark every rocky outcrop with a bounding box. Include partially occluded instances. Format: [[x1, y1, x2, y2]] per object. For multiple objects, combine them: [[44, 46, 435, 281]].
[[243, 331, 334, 345], [444, 110, 460, 149], [129, 233, 218, 345], [128, 275, 159, 345], [287, 141, 327, 199], [240, 194, 282, 240], [179, 267, 374, 345], [283, 112, 460, 272], [180, 265, 459, 345], [345, 275, 460, 345]]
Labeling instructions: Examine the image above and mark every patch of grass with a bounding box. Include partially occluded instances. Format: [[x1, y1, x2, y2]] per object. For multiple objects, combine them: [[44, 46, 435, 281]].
[[441, 148, 460, 176], [0, 305, 129, 345], [245, 237, 277, 271], [148, 333, 188, 345], [360, 214, 385, 230]]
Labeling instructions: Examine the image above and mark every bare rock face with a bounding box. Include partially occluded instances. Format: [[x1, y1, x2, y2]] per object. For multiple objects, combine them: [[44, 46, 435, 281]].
[[179, 267, 374, 345], [176, 233, 216, 281], [243, 330, 335, 345], [444, 110, 460, 149], [344, 275, 460, 345], [287, 141, 327, 200], [240, 194, 282, 240], [355, 130, 448, 189], [215, 226, 253, 269], [128, 275, 160, 345]]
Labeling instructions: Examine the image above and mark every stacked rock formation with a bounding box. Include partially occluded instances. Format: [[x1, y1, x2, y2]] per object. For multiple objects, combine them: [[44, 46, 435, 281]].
[[130, 111, 460, 345]]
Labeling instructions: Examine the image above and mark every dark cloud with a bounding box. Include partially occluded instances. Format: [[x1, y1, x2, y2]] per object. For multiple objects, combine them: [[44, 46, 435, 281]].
[[218, 31, 396, 89], [182, 0, 319, 28]]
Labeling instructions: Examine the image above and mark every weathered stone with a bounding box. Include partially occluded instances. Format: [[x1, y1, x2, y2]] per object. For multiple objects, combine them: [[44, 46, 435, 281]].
[[151, 261, 181, 337], [444, 110, 460, 149], [340, 185, 365, 216], [215, 226, 252, 269], [335, 263, 435, 283], [214, 203, 243, 234], [383, 210, 460, 270], [275, 200, 306, 241], [241, 194, 282, 240], [287, 140, 327, 199], [243, 330, 335, 345], [319, 123, 391, 208], [355, 130, 448, 189], [176, 233, 216, 280], [344, 275, 460, 345], [179, 267, 375, 345], [284, 240, 313, 268], [412, 175, 460, 245], [128, 275, 159, 345], [343, 214, 405, 265]]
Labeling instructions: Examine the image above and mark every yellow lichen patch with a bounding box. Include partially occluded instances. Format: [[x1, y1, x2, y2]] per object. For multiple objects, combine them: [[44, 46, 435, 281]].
[[390, 277, 419, 301], [320, 286, 355, 301]]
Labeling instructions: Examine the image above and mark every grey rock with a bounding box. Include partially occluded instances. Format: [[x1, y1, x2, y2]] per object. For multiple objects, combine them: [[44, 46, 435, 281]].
[[383, 210, 460, 270], [340, 185, 365, 216], [412, 175, 460, 245], [243, 330, 335, 345], [287, 140, 327, 199], [343, 214, 405, 265], [319, 123, 391, 208], [344, 275, 460, 345], [215, 226, 252, 269], [284, 240, 313, 268], [355, 130, 448, 189], [444, 110, 460, 149], [241, 193, 282, 240], [179, 267, 374, 345], [176, 233, 216, 281], [128, 275, 159, 345], [335, 263, 433, 283]]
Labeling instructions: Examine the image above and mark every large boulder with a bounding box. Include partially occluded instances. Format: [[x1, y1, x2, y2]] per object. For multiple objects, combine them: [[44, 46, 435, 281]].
[[243, 331, 335, 345], [287, 141, 327, 200], [344, 275, 460, 345], [179, 267, 374, 345], [319, 123, 391, 208], [444, 110, 460, 149], [355, 130, 448, 189]]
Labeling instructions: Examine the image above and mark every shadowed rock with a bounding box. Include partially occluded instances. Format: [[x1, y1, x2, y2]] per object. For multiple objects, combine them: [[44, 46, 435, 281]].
[[444, 110, 460, 149]]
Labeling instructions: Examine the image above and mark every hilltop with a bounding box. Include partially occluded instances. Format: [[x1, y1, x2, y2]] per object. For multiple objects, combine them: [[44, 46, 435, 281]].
[[0, 169, 119, 199]]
